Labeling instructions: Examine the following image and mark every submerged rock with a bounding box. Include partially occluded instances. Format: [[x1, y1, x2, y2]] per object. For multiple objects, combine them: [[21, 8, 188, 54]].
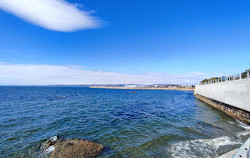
[[40, 136, 104, 158]]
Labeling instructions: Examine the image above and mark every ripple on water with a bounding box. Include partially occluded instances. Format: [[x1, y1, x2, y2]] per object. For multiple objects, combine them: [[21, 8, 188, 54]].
[[0, 87, 249, 158]]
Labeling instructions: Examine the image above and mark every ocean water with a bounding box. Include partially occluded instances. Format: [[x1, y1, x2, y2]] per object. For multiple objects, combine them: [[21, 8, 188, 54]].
[[0, 86, 249, 158]]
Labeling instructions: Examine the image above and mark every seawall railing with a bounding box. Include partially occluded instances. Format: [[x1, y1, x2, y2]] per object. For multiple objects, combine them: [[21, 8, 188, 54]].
[[201, 69, 250, 85]]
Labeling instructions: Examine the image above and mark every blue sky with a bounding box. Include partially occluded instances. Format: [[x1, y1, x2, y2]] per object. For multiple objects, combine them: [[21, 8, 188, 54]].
[[0, 0, 249, 85]]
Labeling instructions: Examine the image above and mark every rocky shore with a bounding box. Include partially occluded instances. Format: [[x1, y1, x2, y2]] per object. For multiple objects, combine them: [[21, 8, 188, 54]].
[[40, 136, 104, 158]]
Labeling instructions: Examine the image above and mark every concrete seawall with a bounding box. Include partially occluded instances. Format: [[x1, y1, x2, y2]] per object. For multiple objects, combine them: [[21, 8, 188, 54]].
[[194, 94, 250, 124], [194, 79, 250, 124]]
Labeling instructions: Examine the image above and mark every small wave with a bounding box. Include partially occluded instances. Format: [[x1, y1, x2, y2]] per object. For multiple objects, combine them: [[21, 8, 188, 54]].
[[236, 120, 250, 138], [236, 130, 250, 138], [168, 136, 241, 158], [236, 120, 250, 130], [235, 120, 250, 138]]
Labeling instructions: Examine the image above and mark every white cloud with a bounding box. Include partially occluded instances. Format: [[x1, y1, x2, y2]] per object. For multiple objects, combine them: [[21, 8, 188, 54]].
[[0, 64, 212, 85], [0, 0, 100, 32]]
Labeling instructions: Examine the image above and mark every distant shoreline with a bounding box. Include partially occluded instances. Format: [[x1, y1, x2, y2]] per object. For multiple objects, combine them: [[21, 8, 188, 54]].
[[89, 86, 194, 91]]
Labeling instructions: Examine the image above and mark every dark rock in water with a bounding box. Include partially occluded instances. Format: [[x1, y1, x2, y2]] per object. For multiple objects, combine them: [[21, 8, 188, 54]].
[[40, 136, 104, 158], [50, 140, 104, 158]]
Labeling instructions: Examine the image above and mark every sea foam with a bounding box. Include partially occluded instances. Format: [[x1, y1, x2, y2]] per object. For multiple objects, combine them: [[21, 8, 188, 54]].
[[237, 120, 250, 130], [236, 120, 250, 138], [168, 136, 241, 158]]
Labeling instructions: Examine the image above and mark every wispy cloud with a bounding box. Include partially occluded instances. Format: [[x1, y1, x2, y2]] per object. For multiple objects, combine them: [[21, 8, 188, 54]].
[[0, 50, 19, 54], [0, 0, 100, 32], [0, 64, 213, 85]]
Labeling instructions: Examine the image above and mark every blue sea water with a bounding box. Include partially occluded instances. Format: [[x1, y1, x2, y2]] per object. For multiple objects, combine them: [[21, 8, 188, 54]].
[[0, 86, 249, 158]]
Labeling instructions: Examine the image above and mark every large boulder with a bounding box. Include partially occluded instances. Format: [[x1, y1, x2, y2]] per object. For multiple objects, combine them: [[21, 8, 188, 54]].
[[40, 136, 104, 158]]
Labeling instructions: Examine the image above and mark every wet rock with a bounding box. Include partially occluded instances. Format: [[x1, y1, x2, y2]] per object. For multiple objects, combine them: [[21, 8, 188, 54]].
[[41, 136, 104, 158], [40, 136, 59, 154]]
